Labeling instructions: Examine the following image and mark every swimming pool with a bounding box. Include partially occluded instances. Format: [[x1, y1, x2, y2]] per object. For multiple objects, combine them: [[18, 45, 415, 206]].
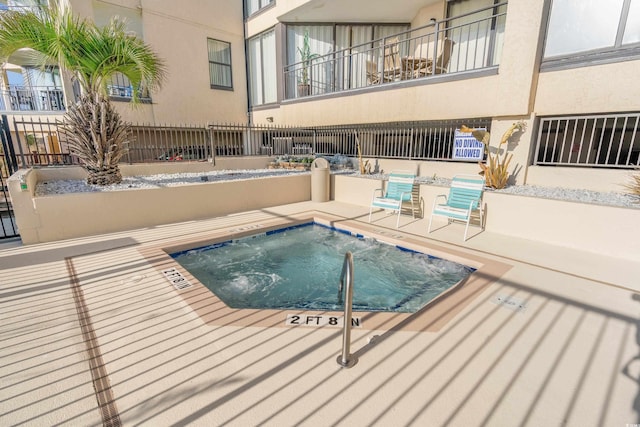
[[170, 223, 474, 313]]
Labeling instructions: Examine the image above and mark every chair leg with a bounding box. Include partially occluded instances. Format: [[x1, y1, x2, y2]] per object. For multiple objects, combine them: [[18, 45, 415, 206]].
[[463, 216, 470, 241], [427, 214, 433, 234], [369, 205, 374, 223], [396, 209, 401, 228]]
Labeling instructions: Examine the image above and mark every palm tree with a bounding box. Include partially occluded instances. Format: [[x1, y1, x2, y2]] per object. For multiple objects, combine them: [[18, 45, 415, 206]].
[[0, 4, 166, 185]]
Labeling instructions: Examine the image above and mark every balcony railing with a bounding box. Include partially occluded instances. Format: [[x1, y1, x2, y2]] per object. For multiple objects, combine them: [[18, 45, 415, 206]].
[[107, 73, 152, 102], [0, 1, 47, 17], [0, 86, 65, 112], [284, 3, 507, 100]]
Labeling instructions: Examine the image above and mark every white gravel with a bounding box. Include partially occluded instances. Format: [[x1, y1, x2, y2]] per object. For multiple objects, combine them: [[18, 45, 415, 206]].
[[35, 169, 311, 195], [34, 168, 640, 209]]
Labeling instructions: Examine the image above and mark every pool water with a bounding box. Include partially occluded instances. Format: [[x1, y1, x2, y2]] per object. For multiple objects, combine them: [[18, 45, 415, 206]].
[[171, 223, 474, 313]]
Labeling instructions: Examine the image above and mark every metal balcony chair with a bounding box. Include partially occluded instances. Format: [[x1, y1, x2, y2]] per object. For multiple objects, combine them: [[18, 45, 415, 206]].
[[415, 38, 455, 78]]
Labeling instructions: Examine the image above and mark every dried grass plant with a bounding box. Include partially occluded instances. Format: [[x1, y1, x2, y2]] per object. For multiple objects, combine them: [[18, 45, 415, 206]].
[[461, 121, 527, 189], [625, 173, 640, 197], [356, 138, 371, 174]]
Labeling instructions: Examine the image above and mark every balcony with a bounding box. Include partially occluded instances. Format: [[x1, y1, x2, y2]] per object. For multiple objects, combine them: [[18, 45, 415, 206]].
[[107, 73, 152, 103], [283, 3, 506, 100], [0, 85, 65, 112]]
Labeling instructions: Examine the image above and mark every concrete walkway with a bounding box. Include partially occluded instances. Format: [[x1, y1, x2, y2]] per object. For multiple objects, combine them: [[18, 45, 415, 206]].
[[1, 200, 639, 426]]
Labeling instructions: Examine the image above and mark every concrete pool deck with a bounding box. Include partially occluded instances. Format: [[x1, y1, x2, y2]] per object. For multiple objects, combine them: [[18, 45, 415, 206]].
[[1, 200, 639, 426]]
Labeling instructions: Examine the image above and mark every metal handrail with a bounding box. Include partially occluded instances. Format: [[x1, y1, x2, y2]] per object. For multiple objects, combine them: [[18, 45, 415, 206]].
[[337, 251, 358, 368]]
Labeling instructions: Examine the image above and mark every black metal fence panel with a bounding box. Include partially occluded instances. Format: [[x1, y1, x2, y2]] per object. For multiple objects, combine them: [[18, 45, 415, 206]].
[[207, 118, 492, 161], [0, 116, 19, 239], [127, 124, 210, 163], [1, 117, 494, 168], [534, 113, 640, 169], [11, 116, 79, 169], [0, 171, 19, 239]]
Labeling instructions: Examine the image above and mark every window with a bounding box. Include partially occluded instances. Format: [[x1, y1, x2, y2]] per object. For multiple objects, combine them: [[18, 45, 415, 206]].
[[208, 39, 233, 90], [246, 0, 273, 17], [543, 0, 640, 64], [286, 26, 333, 96], [207, 39, 233, 89], [248, 29, 277, 106]]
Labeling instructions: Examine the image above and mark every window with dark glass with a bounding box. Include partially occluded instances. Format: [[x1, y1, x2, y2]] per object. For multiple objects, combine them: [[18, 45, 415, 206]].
[[208, 38, 233, 90]]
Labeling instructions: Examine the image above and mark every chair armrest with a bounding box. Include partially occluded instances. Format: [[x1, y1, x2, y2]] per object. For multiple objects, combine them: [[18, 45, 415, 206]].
[[371, 188, 383, 201], [398, 191, 412, 202], [467, 198, 481, 210], [431, 194, 447, 211]]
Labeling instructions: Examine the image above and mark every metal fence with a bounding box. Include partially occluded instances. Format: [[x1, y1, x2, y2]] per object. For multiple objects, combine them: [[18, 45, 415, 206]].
[[534, 112, 640, 168], [11, 117, 79, 170], [1, 117, 492, 173], [0, 112, 640, 181], [0, 115, 19, 239], [207, 119, 492, 160], [5, 113, 640, 175], [126, 124, 210, 163], [0, 171, 18, 239]]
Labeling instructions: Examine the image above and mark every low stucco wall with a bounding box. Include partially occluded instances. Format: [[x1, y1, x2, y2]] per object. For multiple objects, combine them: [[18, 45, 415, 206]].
[[354, 158, 633, 193], [9, 167, 310, 244], [525, 166, 633, 193], [334, 174, 639, 260], [8, 165, 638, 256]]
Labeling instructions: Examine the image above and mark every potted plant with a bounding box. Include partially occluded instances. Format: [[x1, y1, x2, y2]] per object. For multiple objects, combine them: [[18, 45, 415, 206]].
[[296, 31, 318, 97], [25, 133, 37, 151], [25, 133, 42, 163]]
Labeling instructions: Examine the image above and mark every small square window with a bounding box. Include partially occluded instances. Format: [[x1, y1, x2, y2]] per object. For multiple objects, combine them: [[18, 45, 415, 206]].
[[208, 38, 232, 90]]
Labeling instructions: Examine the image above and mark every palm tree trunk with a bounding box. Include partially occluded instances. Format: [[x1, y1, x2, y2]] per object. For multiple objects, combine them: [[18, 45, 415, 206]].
[[86, 164, 123, 186], [59, 93, 130, 185]]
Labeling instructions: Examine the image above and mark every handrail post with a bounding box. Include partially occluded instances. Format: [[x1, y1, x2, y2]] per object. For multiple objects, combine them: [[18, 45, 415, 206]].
[[337, 252, 358, 368]]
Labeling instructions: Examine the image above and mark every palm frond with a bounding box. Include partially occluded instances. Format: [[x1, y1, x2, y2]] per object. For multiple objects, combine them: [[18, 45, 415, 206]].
[[0, 5, 165, 185], [0, 7, 165, 100]]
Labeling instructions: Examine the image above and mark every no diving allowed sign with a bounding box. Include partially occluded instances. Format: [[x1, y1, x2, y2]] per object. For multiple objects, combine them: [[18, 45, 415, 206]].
[[452, 128, 485, 161]]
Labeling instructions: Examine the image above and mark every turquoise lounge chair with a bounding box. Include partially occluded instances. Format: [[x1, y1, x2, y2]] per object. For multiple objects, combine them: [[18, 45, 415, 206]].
[[427, 174, 485, 241], [368, 171, 416, 228]]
